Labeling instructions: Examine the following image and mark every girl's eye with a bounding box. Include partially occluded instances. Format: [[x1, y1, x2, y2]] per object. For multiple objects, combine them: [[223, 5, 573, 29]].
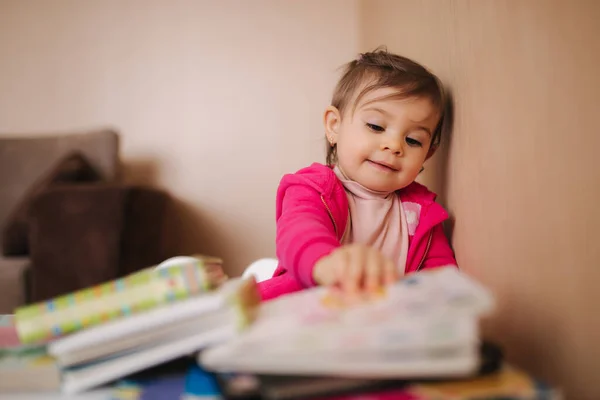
[[366, 123, 384, 132], [406, 137, 422, 147]]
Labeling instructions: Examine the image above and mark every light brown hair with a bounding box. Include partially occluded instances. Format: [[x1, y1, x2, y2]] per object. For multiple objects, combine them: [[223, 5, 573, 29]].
[[326, 47, 448, 165]]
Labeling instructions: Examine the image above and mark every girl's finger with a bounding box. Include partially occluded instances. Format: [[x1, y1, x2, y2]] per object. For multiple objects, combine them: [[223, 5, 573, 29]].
[[364, 250, 383, 292], [342, 247, 364, 293], [331, 251, 346, 287]]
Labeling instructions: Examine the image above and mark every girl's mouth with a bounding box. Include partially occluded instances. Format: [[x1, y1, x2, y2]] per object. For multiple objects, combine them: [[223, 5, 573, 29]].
[[367, 160, 399, 172]]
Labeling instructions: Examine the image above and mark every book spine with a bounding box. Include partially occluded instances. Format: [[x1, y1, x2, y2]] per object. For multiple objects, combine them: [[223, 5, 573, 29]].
[[15, 260, 212, 344]]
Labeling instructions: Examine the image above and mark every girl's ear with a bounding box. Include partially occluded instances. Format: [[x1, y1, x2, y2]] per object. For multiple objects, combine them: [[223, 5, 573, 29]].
[[426, 145, 438, 160], [323, 105, 342, 145]]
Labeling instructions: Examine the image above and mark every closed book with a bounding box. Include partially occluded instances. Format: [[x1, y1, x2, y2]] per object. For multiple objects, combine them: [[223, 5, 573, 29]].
[[49, 277, 259, 367], [15, 256, 225, 344]]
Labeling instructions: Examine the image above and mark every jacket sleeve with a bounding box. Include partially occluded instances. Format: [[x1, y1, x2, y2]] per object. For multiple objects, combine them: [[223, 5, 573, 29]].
[[276, 183, 340, 288], [420, 223, 458, 270]]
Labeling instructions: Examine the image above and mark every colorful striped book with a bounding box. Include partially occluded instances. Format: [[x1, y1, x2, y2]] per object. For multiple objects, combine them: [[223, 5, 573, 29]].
[[14, 255, 226, 344], [48, 277, 260, 368]]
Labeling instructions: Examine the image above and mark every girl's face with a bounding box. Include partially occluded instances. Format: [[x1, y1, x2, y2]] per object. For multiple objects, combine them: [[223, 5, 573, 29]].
[[325, 87, 440, 193]]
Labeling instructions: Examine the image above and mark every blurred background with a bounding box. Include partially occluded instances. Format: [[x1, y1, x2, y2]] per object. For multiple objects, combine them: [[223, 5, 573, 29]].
[[0, 0, 599, 398]]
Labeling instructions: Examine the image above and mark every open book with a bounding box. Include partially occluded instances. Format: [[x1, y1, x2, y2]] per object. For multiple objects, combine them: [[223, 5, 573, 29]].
[[200, 267, 495, 379]]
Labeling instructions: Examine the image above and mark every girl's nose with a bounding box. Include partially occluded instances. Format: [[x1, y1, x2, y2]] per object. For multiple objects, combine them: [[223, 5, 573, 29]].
[[381, 137, 403, 156]]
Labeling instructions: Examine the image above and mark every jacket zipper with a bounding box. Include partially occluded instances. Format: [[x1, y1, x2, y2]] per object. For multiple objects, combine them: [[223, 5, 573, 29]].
[[320, 195, 339, 239], [416, 231, 433, 271]]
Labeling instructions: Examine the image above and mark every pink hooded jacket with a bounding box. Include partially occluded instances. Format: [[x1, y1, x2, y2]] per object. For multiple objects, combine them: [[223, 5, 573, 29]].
[[257, 163, 457, 301]]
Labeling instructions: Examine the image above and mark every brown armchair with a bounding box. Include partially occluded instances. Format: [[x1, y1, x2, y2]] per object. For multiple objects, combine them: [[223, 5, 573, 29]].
[[0, 129, 169, 311], [27, 184, 168, 302]]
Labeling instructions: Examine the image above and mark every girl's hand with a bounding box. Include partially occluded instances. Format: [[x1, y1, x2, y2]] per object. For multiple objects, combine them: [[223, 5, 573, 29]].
[[312, 244, 398, 293]]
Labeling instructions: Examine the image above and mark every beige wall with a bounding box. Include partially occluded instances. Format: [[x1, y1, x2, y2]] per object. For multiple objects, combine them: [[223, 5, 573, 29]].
[[0, 0, 359, 273], [2, 0, 600, 397], [361, 0, 600, 398]]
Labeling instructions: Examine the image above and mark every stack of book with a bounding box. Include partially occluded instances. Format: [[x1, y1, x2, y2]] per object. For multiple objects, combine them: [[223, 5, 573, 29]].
[[1, 255, 260, 395], [0, 315, 62, 393], [0, 261, 562, 399]]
